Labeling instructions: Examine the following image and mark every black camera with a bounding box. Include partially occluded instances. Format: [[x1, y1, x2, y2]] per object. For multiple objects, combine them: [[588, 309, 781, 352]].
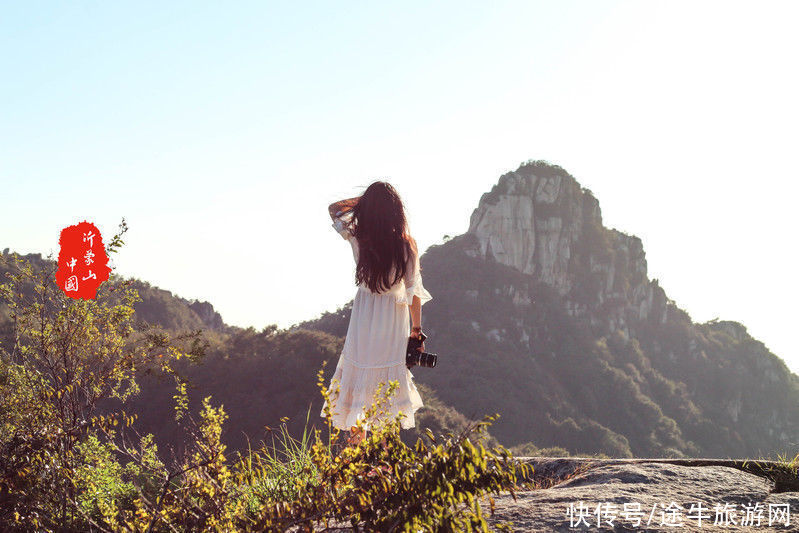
[[406, 331, 437, 369]]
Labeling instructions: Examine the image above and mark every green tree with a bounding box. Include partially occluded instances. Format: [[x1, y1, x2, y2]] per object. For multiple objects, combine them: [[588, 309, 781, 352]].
[[0, 218, 207, 530]]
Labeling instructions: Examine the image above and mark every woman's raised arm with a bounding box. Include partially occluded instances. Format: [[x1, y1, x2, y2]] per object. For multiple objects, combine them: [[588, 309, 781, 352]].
[[328, 196, 360, 220]]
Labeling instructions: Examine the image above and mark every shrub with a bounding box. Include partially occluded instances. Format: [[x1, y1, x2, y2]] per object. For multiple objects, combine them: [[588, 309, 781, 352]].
[[0, 221, 530, 531]]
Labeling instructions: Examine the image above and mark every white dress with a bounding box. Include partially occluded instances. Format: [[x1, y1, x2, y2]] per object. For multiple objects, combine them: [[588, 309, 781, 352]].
[[320, 216, 432, 432]]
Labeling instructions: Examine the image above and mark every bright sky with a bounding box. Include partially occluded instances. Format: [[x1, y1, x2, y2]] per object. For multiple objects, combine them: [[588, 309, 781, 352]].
[[2, 1, 797, 374]]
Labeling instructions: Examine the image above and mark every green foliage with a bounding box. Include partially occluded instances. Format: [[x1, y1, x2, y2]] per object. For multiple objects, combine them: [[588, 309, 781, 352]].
[[0, 223, 529, 531], [0, 220, 206, 531], [506, 441, 576, 458], [71, 432, 152, 526], [193, 365, 531, 532], [47, 363, 529, 531]]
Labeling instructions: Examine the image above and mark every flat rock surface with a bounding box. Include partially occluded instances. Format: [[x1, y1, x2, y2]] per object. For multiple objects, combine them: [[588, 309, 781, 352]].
[[289, 457, 799, 532], [480, 457, 799, 532]]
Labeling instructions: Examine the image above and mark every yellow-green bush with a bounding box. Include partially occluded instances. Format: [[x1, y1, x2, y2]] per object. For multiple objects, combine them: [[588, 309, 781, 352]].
[[0, 220, 529, 532]]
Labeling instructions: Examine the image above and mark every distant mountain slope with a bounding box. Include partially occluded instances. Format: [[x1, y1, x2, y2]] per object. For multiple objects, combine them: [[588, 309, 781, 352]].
[[297, 160, 799, 458], [0, 251, 501, 455], [0, 251, 227, 335]]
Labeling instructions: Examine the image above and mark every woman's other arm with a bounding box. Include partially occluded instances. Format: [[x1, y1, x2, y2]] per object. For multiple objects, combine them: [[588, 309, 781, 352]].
[[407, 236, 425, 351], [410, 295, 422, 330]]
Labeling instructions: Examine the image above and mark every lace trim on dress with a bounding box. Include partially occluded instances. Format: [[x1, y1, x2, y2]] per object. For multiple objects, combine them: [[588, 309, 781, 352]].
[[321, 357, 425, 431]]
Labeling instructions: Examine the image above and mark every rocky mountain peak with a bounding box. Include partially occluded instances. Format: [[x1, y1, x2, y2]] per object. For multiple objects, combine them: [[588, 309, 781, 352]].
[[467, 162, 600, 283], [463, 160, 669, 337]]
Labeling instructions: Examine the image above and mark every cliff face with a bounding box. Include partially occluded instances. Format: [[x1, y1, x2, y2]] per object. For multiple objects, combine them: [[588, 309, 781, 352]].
[[465, 166, 668, 338]]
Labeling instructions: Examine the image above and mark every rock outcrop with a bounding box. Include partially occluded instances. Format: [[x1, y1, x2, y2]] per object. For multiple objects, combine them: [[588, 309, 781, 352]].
[[465, 162, 669, 339], [187, 298, 226, 331], [481, 456, 798, 532]]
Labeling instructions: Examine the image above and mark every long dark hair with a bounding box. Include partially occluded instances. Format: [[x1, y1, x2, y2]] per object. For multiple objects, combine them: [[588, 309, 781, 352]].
[[350, 181, 417, 293]]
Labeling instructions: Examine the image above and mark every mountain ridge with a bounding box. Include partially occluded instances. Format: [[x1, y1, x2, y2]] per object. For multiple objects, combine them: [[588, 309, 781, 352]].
[[299, 159, 799, 458], [3, 159, 796, 460]]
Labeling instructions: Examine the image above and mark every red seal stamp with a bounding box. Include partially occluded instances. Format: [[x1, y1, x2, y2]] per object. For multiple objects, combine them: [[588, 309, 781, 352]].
[[56, 221, 112, 300]]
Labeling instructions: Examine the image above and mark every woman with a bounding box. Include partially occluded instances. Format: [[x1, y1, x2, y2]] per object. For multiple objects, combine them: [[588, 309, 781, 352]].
[[320, 181, 432, 448]]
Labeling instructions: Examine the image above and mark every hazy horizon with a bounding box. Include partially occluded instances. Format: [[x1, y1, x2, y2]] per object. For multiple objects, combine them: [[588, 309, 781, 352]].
[[2, 1, 797, 374]]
